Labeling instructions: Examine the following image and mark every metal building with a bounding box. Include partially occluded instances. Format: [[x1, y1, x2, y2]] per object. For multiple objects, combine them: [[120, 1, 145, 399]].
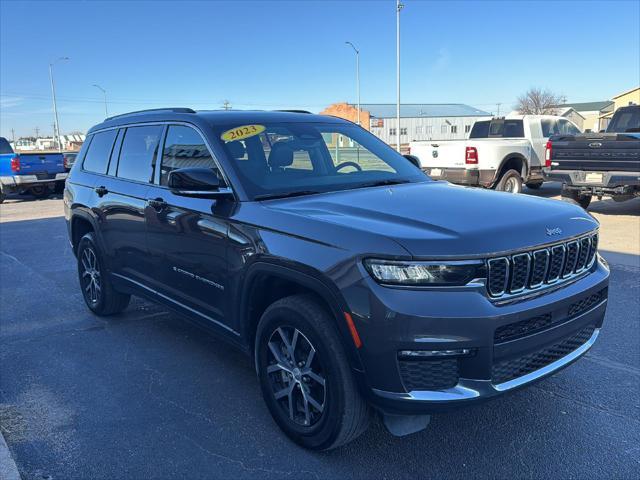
[[361, 103, 492, 144]]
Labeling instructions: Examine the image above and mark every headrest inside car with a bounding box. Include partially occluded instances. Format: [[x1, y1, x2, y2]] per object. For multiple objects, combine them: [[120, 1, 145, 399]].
[[268, 142, 294, 169]]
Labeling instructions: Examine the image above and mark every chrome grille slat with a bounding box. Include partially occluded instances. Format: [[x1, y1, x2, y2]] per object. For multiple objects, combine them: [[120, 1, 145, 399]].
[[487, 232, 598, 299]]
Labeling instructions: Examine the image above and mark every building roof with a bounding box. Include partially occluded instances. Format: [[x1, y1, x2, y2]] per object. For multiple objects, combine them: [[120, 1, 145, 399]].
[[612, 86, 639, 99], [555, 101, 614, 112], [354, 103, 492, 118]]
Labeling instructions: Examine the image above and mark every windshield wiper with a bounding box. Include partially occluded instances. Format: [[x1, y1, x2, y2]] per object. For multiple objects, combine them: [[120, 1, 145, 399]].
[[254, 190, 321, 201], [356, 179, 410, 189]]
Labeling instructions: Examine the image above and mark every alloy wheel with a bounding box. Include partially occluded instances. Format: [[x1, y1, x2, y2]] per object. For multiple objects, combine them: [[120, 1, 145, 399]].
[[266, 326, 326, 427], [81, 247, 101, 304]]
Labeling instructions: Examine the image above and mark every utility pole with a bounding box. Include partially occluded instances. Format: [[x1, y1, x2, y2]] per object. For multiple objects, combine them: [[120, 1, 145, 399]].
[[11, 128, 15, 144], [222, 100, 231, 110], [35, 127, 40, 138], [345, 41, 361, 125], [92, 84, 108, 117], [396, 0, 404, 152], [496, 103, 502, 117], [49, 57, 69, 152]]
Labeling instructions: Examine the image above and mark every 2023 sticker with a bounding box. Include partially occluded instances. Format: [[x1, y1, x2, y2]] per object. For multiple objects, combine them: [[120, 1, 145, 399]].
[[221, 124, 266, 142]]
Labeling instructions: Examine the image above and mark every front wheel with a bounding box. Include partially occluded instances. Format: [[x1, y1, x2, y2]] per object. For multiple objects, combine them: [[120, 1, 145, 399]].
[[561, 187, 592, 209], [495, 169, 523, 193], [255, 295, 370, 450], [77, 232, 131, 315]]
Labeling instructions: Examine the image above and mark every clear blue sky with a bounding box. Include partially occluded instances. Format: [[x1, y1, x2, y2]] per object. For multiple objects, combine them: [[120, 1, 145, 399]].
[[1, 0, 638, 138]]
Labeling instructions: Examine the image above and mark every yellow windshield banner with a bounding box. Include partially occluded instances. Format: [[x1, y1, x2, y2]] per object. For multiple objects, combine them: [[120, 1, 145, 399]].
[[220, 124, 266, 142]]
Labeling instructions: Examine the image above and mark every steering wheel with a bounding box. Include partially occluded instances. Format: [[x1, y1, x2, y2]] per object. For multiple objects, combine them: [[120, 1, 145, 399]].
[[335, 161, 362, 172]]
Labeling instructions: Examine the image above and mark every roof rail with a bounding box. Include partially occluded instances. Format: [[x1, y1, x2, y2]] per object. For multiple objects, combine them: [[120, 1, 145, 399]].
[[274, 109, 312, 114], [105, 108, 196, 122]]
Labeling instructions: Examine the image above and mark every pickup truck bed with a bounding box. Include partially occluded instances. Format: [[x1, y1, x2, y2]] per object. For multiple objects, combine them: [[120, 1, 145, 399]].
[[0, 137, 67, 202]]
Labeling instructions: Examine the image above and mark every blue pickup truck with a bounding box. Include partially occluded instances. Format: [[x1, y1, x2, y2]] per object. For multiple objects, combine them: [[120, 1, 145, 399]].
[[0, 137, 68, 203]]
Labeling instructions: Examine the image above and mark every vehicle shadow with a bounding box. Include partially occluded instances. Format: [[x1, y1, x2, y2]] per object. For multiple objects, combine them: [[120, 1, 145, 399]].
[[1, 192, 64, 204]]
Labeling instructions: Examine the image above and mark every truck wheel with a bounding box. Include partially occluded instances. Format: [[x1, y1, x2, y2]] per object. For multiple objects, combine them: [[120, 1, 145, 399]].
[[255, 294, 370, 450], [0, 186, 5, 204], [496, 169, 523, 193], [28, 185, 50, 199], [561, 188, 592, 209], [77, 232, 131, 315], [526, 182, 543, 190]]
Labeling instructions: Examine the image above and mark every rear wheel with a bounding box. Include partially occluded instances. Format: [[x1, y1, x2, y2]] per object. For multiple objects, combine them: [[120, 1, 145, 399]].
[[255, 295, 370, 450], [77, 232, 130, 315], [28, 185, 50, 199], [0, 186, 5, 204], [561, 187, 592, 209], [496, 169, 523, 193]]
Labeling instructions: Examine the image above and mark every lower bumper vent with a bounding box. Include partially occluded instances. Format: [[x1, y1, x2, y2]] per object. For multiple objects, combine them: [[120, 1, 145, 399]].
[[398, 358, 459, 391], [492, 325, 595, 384]]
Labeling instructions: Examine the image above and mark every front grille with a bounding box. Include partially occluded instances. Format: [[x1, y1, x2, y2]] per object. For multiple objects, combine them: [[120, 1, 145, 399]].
[[494, 313, 553, 344], [398, 358, 459, 391], [568, 288, 607, 318], [487, 232, 598, 298], [492, 325, 595, 384]]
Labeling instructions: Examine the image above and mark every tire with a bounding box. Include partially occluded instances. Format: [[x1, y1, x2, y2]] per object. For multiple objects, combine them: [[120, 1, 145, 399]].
[[54, 181, 65, 194], [526, 182, 543, 190], [77, 232, 130, 315], [561, 188, 592, 209], [28, 185, 50, 199], [255, 294, 370, 450], [0, 186, 5, 204], [495, 169, 523, 193]]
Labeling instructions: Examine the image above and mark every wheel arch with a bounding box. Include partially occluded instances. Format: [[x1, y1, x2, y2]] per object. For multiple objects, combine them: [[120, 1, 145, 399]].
[[492, 153, 529, 186], [239, 261, 364, 371], [70, 209, 100, 256]]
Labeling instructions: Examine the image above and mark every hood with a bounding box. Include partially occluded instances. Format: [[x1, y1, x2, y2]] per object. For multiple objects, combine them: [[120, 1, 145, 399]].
[[262, 182, 598, 258]]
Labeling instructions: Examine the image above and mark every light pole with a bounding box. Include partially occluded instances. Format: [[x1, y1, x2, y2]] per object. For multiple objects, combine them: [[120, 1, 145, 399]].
[[93, 84, 108, 118], [396, 0, 403, 152], [345, 41, 361, 126], [49, 57, 69, 152]]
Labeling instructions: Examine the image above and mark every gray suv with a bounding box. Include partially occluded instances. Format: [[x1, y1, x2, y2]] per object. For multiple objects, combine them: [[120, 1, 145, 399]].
[[64, 108, 609, 449]]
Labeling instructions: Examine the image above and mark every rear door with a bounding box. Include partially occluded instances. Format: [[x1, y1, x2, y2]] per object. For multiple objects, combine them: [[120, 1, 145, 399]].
[[95, 124, 162, 285], [144, 124, 235, 333]]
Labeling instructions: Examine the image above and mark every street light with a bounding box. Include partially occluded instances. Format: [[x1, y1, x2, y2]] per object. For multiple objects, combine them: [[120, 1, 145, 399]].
[[396, 0, 403, 152], [49, 56, 69, 152], [345, 41, 361, 126], [93, 84, 108, 118]]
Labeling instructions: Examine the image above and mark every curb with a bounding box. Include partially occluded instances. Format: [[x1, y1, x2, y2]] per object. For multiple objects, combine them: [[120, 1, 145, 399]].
[[0, 429, 21, 480]]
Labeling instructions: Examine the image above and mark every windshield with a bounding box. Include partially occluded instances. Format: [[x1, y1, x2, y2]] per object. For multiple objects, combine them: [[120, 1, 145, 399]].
[[212, 121, 428, 200]]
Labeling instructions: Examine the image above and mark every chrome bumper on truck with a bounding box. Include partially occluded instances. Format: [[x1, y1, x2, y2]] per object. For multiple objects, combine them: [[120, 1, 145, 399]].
[[0, 173, 67, 191]]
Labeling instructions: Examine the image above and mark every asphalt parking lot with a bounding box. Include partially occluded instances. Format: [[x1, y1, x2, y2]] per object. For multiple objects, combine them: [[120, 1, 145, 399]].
[[1, 185, 639, 479]]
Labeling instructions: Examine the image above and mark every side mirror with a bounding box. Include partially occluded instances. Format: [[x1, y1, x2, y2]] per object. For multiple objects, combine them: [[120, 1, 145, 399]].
[[403, 154, 421, 169], [167, 168, 231, 198]]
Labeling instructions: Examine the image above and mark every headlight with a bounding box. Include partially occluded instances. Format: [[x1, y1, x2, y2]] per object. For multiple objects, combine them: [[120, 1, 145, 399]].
[[364, 259, 484, 286]]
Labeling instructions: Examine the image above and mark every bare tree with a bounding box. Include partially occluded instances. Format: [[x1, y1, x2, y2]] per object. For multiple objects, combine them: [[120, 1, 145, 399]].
[[515, 88, 566, 115]]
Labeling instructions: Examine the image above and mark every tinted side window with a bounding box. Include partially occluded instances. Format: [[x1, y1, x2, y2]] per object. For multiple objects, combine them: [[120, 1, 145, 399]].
[[117, 126, 162, 183], [160, 125, 223, 186], [541, 119, 558, 137], [83, 130, 118, 174], [0, 137, 13, 154], [557, 119, 580, 135]]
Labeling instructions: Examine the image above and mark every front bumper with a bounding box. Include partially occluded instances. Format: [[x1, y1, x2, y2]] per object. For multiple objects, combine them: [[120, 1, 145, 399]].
[[345, 257, 609, 415]]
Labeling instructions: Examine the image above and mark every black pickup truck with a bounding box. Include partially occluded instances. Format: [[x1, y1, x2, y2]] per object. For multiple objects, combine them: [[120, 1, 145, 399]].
[[545, 105, 640, 208]]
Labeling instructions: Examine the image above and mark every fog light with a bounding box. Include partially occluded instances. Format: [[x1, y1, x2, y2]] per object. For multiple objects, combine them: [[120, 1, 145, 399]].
[[398, 348, 472, 359]]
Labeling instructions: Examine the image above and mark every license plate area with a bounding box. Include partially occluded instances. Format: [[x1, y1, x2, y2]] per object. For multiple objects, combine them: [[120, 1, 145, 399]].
[[430, 168, 442, 177], [584, 172, 603, 184]]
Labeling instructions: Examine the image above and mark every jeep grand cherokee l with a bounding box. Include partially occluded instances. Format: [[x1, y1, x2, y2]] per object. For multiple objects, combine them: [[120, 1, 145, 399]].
[[64, 108, 609, 450]]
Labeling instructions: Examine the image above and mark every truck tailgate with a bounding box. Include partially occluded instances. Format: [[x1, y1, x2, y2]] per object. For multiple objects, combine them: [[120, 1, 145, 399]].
[[551, 134, 640, 173], [17, 153, 65, 177], [410, 141, 467, 172]]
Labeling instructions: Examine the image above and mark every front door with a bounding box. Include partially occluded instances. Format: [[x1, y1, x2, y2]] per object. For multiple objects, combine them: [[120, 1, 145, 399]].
[[145, 124, 235, 333]]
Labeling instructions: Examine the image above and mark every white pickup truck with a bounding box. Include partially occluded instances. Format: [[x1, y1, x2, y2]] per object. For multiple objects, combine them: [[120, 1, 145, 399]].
[[409, 115, 581, 193]]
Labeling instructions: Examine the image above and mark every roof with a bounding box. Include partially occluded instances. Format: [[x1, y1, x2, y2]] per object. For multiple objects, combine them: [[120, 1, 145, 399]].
[[90, 109, 348, 133], [554, 101, 614, 112], [354, 103, 492, 118], [612, 86, 639, 99]]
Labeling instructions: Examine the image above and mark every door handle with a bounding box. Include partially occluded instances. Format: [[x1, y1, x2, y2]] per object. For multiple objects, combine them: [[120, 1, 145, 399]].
[[95, 186, 108, 197], [147, 197, 167, 212]]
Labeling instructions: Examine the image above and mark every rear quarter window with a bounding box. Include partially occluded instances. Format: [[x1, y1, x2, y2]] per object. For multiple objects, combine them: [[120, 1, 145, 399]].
[[83, 130, 118, 174], [0, 137, 13, 154]]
